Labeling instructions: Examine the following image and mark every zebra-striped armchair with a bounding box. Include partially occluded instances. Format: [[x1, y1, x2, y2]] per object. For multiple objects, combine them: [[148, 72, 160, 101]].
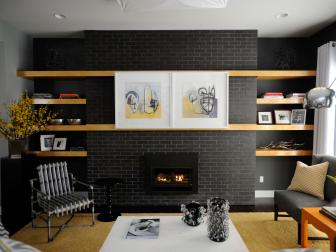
[[30, 162, 95, 242]]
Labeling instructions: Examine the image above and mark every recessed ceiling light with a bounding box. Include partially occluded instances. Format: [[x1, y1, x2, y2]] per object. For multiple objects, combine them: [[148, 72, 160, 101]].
[[276, 13, 289, 19], [53, 13, 66, 20]]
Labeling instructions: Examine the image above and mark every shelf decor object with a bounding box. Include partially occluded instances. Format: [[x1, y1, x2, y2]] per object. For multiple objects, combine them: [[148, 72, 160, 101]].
[[258, 112, 273, 124], [291, 109, 307, 125], [207, 197, 230, 242], [0, 94, 57, 158]]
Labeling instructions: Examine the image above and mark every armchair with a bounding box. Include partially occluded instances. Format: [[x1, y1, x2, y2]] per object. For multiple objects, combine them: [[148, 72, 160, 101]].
[[30, 162, 95, 242]]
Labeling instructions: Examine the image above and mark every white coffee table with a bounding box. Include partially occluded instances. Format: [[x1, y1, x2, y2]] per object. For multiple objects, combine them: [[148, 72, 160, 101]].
[[100, 216, 249, 252]]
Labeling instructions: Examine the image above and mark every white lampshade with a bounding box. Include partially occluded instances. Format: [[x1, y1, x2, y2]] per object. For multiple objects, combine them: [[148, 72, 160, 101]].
[[116, 0, 228, 11]]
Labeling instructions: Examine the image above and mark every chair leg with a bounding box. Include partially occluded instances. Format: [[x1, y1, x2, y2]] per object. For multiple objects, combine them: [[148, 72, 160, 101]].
[[274, 204, 278, 221], [297, 223, 301, 245], [92, 202, 95, 226], [48, 214, 52, 242]]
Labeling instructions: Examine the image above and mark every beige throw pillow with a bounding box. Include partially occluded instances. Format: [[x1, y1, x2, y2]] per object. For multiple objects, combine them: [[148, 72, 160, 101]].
[[287, 161, 329, 199]]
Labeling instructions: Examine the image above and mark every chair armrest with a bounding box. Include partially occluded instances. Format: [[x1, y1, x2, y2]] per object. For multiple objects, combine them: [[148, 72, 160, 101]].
[[69, 174, 94, 190], [30, 179, 50, 200], [74, 179, 94, 190]]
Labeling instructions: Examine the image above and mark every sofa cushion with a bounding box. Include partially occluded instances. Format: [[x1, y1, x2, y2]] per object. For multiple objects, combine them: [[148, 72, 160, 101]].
[[274, 190, 327, 222], [313, 155, 336, 202], [287, 161, 328, 199]]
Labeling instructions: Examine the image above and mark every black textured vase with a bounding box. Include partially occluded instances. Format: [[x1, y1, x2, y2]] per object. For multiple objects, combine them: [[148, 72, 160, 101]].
[[207, 197, 230, 242], [181, 201, 206, 226]]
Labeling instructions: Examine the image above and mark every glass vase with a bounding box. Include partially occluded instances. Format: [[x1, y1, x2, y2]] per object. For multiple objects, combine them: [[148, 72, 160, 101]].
[[207, 197, 230, 242], [8, 139, 28, 159]]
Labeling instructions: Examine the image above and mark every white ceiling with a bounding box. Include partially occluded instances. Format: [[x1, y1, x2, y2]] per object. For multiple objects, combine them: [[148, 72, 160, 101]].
[[0, 0, 336, 37]]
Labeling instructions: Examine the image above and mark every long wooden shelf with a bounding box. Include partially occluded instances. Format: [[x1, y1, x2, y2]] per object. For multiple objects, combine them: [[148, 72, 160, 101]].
[[32, 98, 86, 105], [256, 149, 312, 156], [257, 98, 304, 104], [17, 70, 114, 78], [26, 151, 87, 157], [44, 124, 314, 131], [17, 70, 316, 79]]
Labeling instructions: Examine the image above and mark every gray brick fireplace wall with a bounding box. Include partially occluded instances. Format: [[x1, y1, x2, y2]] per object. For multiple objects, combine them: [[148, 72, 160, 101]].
[[84, 30, 257, 206]]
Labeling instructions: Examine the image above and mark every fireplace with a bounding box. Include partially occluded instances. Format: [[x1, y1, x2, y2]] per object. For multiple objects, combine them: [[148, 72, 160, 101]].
[[144, 153, 198, 193]]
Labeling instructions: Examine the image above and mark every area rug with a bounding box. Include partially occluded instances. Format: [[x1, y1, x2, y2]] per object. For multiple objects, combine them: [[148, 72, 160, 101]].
[[11, 213, 329, 252]]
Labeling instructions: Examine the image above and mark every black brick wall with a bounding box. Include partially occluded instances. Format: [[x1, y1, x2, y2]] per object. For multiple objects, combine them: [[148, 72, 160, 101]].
[[84, 30, 257, 206], [88, 131, 256, 205], [85, 30, 257, 70]]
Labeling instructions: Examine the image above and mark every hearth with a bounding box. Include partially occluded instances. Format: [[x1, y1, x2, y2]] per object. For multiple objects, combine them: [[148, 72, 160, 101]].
[[144, 153, 198, 193]]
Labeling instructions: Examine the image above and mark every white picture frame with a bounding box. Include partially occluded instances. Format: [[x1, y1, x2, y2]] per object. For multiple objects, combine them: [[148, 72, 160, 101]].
[[291, 109, 306, 125], [53, 138, 67, 151], [274, 110, 291, 124], [258, 112, 273, 124], [40, 135, 55, 151], [171, 72, 229, 128], [115, 71, 171, 128]]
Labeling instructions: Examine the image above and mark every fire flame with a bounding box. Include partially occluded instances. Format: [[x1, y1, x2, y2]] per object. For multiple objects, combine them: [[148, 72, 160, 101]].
[[156, 173, 186, 183], [175, 174, 184, 182]]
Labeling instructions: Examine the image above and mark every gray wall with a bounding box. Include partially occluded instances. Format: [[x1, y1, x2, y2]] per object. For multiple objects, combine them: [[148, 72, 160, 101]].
[[0, 20, 33, 158]]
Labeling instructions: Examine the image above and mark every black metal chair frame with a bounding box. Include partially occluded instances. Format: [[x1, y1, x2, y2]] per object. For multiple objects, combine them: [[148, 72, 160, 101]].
[[30, 163, 95, 242]]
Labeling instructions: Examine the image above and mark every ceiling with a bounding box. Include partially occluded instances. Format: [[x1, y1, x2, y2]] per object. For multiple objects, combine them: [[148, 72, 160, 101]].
[[0, 0, 336, 37]]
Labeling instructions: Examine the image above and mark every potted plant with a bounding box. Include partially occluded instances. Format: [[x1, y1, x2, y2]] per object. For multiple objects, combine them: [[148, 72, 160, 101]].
[[0, 93, 57, 158]]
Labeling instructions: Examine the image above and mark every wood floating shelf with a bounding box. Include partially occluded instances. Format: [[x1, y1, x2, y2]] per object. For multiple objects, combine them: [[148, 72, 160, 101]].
[[256, 149, 313, 157], [17, 70, 316, 79], [256, 98, 304, 105], [26, 151, 88, 157], [32, 98, 87, 105], [17, 70, 115, 78], [44, 124, 314, 131]]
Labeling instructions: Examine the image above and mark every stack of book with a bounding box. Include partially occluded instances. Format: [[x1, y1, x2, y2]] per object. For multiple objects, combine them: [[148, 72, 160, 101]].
[[32, 93, 53, 99], [262, 92, 284, 99], [59, 93, 80, 99], [320, 206, 336, 221], [286, 93, 306, 98]]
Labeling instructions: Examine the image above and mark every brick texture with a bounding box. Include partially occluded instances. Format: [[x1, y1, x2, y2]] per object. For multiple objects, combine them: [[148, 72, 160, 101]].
[[85, 30, 257, 70], [88, 131, 256, 205], [84, 30, 258, 206]]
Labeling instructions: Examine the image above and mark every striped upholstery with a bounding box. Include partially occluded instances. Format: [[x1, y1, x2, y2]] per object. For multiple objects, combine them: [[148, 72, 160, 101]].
[[0, 222, 9, 239], [36, 162, 93, 217]]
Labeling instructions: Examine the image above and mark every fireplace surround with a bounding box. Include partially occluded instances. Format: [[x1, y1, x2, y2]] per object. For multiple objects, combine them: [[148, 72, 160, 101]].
[[144, 153, 198, 194]]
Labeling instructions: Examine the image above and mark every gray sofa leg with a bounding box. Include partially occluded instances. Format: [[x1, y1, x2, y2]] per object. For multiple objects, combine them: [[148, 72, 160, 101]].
[[297, 223, 301, 245], [274, 204, 278, 221]]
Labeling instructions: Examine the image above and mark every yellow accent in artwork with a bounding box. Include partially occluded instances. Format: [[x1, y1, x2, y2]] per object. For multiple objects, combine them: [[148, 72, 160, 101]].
[[125, 105, 161, 119], [182, 96, 207, 118]]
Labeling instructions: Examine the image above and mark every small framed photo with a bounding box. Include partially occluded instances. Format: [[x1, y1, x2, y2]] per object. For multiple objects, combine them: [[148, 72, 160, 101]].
[[258, 112, 273, 124], [40, 135, 55, 151], [53, 138, 67, 151], [274, 110, 291, 124], [291, 109, 306, 125]]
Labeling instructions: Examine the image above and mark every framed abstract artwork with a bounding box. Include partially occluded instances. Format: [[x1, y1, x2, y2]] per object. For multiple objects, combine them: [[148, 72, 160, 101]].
[[171, 72, 229, 128], [115, 72, 171, 128]]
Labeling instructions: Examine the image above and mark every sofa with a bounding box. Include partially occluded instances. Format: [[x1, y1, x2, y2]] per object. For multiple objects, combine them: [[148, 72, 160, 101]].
[[274, 155, 336, 244]]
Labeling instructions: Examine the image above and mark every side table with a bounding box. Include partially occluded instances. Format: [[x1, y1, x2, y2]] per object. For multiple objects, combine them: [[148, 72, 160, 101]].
[[301, 207, 336, 251], [95, 178, 124, 222]]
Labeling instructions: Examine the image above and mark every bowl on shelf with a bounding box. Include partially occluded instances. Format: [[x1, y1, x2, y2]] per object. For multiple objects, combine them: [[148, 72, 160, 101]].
[[50, 119, 64, 125], [67, 119, 82, 125]]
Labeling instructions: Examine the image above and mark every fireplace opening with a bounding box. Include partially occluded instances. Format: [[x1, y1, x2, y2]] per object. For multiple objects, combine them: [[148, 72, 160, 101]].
[[144, 153, 198, 193]]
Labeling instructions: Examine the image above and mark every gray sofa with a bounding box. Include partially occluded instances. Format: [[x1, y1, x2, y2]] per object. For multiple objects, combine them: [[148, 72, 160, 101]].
[[274, 155, 336, 244]]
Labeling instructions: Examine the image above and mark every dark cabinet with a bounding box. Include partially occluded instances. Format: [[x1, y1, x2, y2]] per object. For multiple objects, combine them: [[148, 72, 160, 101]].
[[0, 158, 33, 235]]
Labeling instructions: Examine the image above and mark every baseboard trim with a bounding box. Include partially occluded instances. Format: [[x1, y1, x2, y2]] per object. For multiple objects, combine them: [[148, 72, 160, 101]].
[[255, 190, 274, 198]]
